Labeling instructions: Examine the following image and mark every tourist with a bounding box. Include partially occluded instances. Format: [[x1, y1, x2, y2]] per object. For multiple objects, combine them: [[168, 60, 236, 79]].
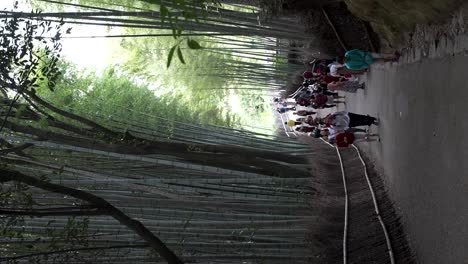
[[296, 97, 311, 107], [322, 111, 379, 130], [328, 56, 365, 76], [312, 103, 336, 109], [315, 127, 379, 147], [286, 120, 302, 127], [295, 125, 316, 133], [327, 80, 364, 93], [293, 110, 316, 116], [329, 56, 345, 77], [310, 83, 339, 97], [303, 71, 315, 80], [344, 49, 400, 71], [312, 94, 345, 108], [321, 74, 345, 84], [277, 106, 296, 113]]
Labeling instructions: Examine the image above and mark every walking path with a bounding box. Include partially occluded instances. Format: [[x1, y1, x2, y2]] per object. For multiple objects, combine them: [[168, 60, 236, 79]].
[[342, 35, 468, 263]]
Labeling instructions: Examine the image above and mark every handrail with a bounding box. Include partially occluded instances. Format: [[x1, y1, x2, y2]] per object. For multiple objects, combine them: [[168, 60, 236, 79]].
[[351, 144, 395, 264], [335, 146, 348, 264]]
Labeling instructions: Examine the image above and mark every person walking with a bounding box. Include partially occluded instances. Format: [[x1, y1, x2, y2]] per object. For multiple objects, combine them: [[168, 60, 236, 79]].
[[293, 110, 316, 116], [314, 127, 379, 147], [312, 94, 345, 108], [327, 80, 365, 93], [295, 125, 316, 133], [332, 130, 379, 147], [277, 106, 296, 113], [344, 49, 400, 71], [311, 111, 378, 129]]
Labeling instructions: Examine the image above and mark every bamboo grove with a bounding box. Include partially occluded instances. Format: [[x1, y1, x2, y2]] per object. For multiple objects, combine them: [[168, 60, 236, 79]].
[[0, 1, 418, 263], [0, 2, 319, 263]]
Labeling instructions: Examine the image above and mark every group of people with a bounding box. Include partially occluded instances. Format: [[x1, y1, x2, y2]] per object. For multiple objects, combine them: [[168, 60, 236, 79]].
[[310, 111, 380, 147], [277, 49, 400, 147], [305, 49, 400, 94]]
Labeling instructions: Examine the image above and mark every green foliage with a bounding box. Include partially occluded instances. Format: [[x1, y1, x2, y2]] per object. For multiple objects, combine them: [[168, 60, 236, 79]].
[[29, 0, 280, 131], [187, 39, 202, 49], [345, 0, 465, 43], [31, 0, 218, 66], [114, 30, 245, 126], [166, 38, 202, 68], [0, 7, 67, 94], [177, 46, 185, 64], [36, 61, 238, 129], [167, 44, 177, 67]]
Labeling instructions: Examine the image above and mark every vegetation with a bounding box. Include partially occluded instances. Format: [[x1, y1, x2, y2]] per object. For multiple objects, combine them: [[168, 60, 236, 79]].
[[36, 63, 239, 130], [25, 0, 308, 131], [0, 2, 317, 263], [0, 1, 420, 263], [344, 0, 465, 43]]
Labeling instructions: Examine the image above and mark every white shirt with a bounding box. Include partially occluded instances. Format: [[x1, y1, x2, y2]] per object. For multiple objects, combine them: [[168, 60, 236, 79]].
[[329, 63, 344, 77], [331, 111, 350, 130]]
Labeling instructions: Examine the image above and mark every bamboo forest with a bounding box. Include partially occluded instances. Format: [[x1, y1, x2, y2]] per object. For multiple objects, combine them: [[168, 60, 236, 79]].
[[0, 0, 417, 264]]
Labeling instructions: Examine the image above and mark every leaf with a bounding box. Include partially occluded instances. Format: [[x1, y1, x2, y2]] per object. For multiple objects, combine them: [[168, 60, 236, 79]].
[[167, 45, 177, 68], [187, 39, 202, 49], [177, 47, 185, 64]]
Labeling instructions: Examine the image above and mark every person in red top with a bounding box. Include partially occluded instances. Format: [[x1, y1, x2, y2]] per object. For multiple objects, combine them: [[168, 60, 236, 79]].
[[334, 131, 379, 147], [321, 74, 344, 84], [334, 132, 355, 147], [315, 128, 379, 147], [303, 71, 314, 79], [311, 94, 345, 108], [296, 98, 311, 107]]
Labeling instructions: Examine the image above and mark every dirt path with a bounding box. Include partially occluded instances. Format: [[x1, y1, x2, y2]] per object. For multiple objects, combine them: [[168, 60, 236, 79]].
[[340, 33, 468, 263]]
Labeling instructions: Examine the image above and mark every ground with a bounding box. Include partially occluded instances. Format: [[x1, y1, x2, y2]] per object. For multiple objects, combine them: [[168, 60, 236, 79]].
[[337, 22, 468, 264], [277, 2, 468, 262]]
